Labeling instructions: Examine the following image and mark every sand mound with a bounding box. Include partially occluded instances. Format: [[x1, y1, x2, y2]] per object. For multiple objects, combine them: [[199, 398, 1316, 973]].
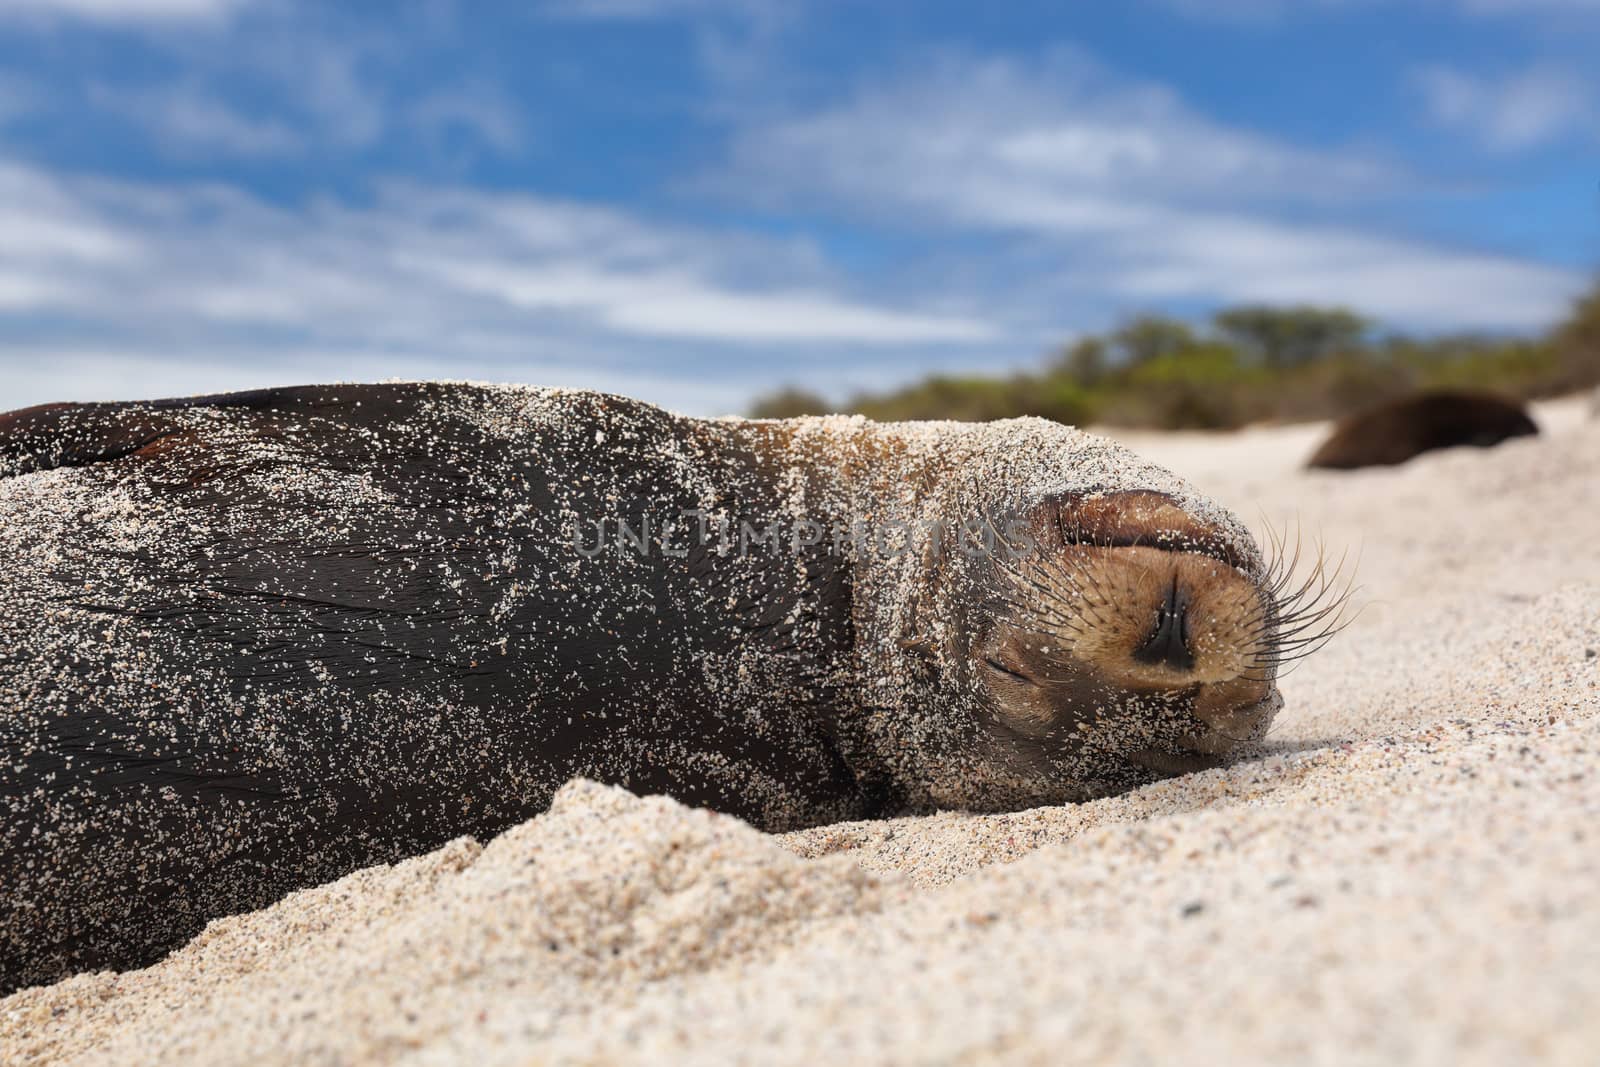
[[4, 397, 1597, 1065], [3, 781, 888, 1066]]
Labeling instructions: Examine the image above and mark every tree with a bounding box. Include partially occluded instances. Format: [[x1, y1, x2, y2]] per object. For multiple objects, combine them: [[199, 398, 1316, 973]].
[[852, 376, 1034, 423], [1051, 336, 1109, 386], [748, 386, 832, 419], [1213, 305, 1369, 368], [1551, 279, 1600, 392], [1109, 315, 1197, 366]]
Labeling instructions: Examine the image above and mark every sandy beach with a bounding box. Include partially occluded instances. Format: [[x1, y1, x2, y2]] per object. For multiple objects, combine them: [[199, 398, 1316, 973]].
[[4, 397, 1597, 1066]]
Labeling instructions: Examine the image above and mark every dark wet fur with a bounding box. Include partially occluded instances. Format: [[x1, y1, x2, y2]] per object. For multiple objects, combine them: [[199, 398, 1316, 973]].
[[0, 384, 882, 992], [0, 383, 1304, 994]]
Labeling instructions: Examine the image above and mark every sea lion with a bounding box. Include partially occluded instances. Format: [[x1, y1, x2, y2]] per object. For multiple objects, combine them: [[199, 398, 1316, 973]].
[[1307, 389, 1537, 470], [0, 382, 1342, 992]]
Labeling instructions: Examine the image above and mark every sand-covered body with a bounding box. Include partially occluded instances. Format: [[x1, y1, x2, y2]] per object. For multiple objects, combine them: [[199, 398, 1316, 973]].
[[0, 382, 1267, 992]]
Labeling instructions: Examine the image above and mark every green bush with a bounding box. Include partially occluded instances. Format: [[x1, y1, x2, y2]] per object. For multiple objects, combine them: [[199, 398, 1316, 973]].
[[746, 280, 1600, 431], [748, 387, 834, 419]]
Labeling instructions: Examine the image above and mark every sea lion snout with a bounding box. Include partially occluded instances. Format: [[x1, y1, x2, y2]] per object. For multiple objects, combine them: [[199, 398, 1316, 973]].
[[1037, 544, 1270, 691], [965, 487, 1287, 794], [1132, 576, 1194, 672]]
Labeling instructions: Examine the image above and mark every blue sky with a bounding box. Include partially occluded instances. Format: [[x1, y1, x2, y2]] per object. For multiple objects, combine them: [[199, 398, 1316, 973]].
[[0, 0, 1596, 414]]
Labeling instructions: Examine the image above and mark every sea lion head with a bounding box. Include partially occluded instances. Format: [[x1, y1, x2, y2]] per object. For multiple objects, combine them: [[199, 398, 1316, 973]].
[[884, 486, 1347, 812]]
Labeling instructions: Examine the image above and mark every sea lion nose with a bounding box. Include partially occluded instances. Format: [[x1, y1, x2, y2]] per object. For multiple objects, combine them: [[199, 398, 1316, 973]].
[[1133, 576, 1194, 671]]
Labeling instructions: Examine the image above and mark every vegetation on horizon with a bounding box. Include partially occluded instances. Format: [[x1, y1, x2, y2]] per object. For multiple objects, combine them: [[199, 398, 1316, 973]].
[[750, 282, 1600, 430]]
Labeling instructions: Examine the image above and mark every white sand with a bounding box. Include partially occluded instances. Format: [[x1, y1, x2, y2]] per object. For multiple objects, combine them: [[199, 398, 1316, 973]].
[[5, 398, 1597, 1066]]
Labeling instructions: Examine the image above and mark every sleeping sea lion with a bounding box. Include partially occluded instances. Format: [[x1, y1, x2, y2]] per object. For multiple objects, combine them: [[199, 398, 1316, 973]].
[[0, 382, 1342, 992], [1307, 389, 1537, 470]]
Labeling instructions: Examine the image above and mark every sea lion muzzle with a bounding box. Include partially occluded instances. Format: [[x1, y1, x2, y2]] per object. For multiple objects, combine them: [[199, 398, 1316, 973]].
[[1133, 576, 1194, 672]]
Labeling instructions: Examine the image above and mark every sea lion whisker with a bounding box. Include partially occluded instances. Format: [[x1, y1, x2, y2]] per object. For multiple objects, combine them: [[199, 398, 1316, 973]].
[[1272, 553, 1330, 617], [1273, 575, 1359, 636], [1256, 521, 1356, 628], [1265, 595, 1355, 640], [1261, 519, 1313, 605], [1251, 626, 1350, 668], [985, 588, 1088, 630], [999, 555, 1109, 632], [1003, 621, 1084, 650], [1268, 656, 1322, 679], [1003, 571, 1089, 625], [992, 585, 1094, 633], [1266, 606, 1361, 653], [1067, 561, 1119, 626], [1267, 601, 1356, 643]]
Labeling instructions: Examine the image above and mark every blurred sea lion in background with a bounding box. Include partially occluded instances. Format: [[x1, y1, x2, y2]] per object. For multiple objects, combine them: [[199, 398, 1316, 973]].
[[1307, 390, 1538, 470]]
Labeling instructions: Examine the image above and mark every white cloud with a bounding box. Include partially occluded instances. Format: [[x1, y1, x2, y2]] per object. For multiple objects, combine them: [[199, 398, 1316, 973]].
[[718, 53, 1587, 331], [289, 36, 386, 149], [410, 84, 524, 154], [76, 21, 397, 159], [0, 161, 997, 413], [723, 54, 1399, 216], [413, 257, 990, 343], [88, 83, 302, 157], [541, 0, 779, 20], [0, 173, 138, 261], [0, 72, 34, 125], [104, 14, 392, 152], [1102, 214, 1578, 328], [1415, 64, 1594, 151], [0, 345, 758, 416], [1155, 0, 1600, 19], [1454, 0, 1600, 12], [1152, 0, 1310, 21], [0, 0, 243, 22]]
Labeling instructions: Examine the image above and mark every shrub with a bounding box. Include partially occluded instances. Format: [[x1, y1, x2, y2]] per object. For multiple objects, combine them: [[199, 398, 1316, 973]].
[[745, 281, 1600, 431]]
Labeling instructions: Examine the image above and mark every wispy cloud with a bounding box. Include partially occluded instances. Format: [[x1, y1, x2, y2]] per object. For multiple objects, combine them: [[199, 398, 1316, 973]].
[[1454, 0, 1600, 13], [0, 0, 244, 22], [0, 72, 33, 125], [540, 0, 781, 20], [1414, 64, 1595, 151], [721, 53, 1400, 216], [0, 161, 996, 411], [717, 52, 1586, 331], [87, 82, 302, 156], [540, 0, 798, 110], [1154, 0, 1600, 20], [285, 32, 387, 148], [412, 256, 991, 343], [69, 15, 398, 157], [410, 83, 525, 155]]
